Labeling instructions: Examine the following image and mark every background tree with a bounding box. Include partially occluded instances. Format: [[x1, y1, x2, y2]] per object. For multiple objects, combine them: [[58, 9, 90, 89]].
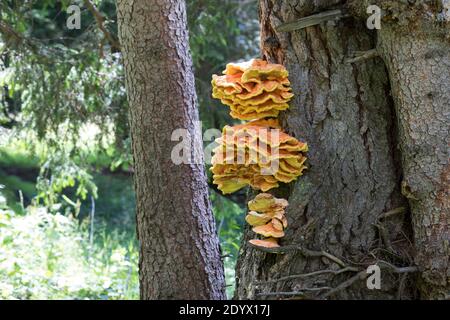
[[236, 0, 449, 300], [1, 0, 257, 299], [117, 0, 226, 299]]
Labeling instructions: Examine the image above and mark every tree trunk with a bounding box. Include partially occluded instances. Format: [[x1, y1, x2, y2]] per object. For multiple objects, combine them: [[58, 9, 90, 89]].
[[374, 1, 450, 299], [117, 0, 226, 300], [236, 0, 449, 300]]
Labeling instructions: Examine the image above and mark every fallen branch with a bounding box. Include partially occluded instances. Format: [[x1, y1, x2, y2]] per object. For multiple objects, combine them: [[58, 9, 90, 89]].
[[84, 0, 121, 51], [276, 9, 349, 32]]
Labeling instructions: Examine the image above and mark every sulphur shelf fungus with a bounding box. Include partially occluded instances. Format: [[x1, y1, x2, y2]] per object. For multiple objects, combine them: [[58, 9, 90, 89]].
[[211, 59, 294, 120], [210, 119, 308, 194], [246, 193, 290, 248], [249, 238, 280, 248]]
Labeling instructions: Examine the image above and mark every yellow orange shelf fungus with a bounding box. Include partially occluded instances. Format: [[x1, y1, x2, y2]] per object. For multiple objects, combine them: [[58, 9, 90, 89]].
[[210, 120, 308, 194], [249, 238, 280, 248], [211, 59, 294, 121], [210, 59, 308, 249], [246, 193, 289, 248], [248, 191, 288, 212]]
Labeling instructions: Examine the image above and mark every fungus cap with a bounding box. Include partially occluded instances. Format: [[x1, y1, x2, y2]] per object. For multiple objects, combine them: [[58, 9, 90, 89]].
[[271, 218, 285, 231], [211, 119, 307, 193], [245, 211, 273, 227], [252, 221, 285, 238], [249, 237, 280, 248], [248, 193, 288, 212], [210, 121, 307, 194], [211, 59, 293, 120]]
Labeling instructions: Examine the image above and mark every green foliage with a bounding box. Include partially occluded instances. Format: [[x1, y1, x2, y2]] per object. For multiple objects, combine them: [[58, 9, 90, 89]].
[[210, 191, 245, 297], [1, 0, 126, 143], [0, 0, 259, 299], [0, 205, 138, 300], [1, 1, 129, 207], [0, 142, 39, 169], [0, 136, 140, 299], [0, 172, 35, 213], [86, 173, 135, 234], [1, 0, 258, 204], [211, 192, 244, 258], [0, 137, 38, 212], [36, 152, 98, 207], [188, 0, 258, 70], [187, 0, 259, 130], [0, 131, 97, 212]]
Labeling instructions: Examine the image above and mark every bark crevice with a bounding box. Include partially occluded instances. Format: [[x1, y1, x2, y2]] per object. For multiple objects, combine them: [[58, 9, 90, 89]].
[[235, 0, 423, 300]]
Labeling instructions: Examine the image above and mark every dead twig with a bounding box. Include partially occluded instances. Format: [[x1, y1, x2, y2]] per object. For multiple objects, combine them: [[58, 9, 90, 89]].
[[250, 243, 346, 267], [379, 207, 406, 220], [0, 20, 24, 46], [374, 222, 396, 254], [256, 287, 331, 298], [372, 207, 407, 255], [276, 9, 349, 32], [320, 261, 417, 299], [320, 250, 346, 268], [346, 49, 379, 64], [83, 0, 121, 51], [0, 20, 42, 55], [397, 273, 408, 300], [321, 270, 368, 299], [377, 260, 419, 274], [255, 260, 418, 299], [256, 266, 360, 285]]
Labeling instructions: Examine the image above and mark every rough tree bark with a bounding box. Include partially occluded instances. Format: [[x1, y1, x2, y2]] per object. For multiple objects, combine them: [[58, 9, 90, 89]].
[[236, 0, 449, 300], [117, 0, 226, 299]]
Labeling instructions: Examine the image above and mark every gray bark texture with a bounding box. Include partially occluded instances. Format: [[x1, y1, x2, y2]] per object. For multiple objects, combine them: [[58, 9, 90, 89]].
[[235, 0, 449, 300], [117, 0, 226, 299]]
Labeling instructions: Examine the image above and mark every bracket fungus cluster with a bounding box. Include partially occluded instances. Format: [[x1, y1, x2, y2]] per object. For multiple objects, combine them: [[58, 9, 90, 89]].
[[212, 59, 294, 120], [211, 119, 308, 194], [210, 58, 308, 248], [246, 193, 289, 248]]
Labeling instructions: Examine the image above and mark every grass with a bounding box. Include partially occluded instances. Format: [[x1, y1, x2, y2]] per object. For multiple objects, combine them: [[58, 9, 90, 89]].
[[0, 205, 139, 299]]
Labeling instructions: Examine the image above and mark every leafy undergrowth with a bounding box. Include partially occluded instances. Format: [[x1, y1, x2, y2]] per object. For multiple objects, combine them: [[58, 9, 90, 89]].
[[0, 134, 244, 299], [0, 204, 139, 300]]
